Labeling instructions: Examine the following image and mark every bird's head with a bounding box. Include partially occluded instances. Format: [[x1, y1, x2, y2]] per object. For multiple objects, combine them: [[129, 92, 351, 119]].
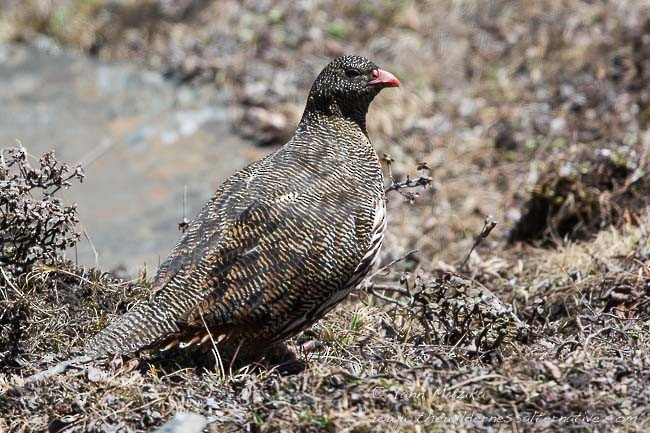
[[303, 55, 400, 129]]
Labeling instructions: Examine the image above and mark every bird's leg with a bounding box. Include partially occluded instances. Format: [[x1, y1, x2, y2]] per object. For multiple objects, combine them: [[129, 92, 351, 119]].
[[275, 340, 324, 374], [109, 355, 140, 373], [267, 339, 323, 367], [291, 339, 323, 353]]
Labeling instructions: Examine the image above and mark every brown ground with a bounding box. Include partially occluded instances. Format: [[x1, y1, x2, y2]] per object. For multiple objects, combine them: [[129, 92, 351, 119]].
[[1, 1, 649, 432]]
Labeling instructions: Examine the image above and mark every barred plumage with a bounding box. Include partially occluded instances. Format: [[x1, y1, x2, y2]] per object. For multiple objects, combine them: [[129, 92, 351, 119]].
[[85, 55, 400, 357]]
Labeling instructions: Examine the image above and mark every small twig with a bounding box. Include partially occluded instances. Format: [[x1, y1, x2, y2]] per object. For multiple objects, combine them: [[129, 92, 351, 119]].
[[445, 329, 470, 356], [445, 373, 507, 391], [364, 249, 417, 282], [22, 355, 92, 384], [460, 215, 498, 269], [370, 289, 407, 306], [382, 154, 433, 202], [93, 393, 168, 426], [179, 185, 190, 232], [559, 264, 596, 317], [78, 138, 114, 167], [80, 223, 99, 268], [370, 283, 411, 295], [1, 267, 22, 297], [385, 173, 433, 193], [228, 339, 244, 375], [33, 265, 98, 287], [556, 339, 582, 357], [368, 283, 413, 305], [382, 153, 396, 186], [199, 311, 224, 379], [584, 326, 634, 347]]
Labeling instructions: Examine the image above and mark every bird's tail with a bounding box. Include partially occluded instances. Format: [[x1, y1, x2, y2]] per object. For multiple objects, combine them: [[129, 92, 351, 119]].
[[84, 301, 179, 358]]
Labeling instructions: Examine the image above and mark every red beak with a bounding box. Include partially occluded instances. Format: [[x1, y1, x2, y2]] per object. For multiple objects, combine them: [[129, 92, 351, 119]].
[[368, 69, 400, 88]]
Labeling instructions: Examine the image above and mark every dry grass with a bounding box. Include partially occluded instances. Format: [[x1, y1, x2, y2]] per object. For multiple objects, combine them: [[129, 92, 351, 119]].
[[1, 0, 650, 431], [1, 215, 649, 432]]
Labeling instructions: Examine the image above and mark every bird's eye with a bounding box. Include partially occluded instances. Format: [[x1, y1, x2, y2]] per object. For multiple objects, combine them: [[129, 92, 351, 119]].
[[345, 68, 361, 78]]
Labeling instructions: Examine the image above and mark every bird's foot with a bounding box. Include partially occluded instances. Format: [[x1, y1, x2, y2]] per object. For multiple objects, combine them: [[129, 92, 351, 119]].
[[277, 339, 323, 359], [109, 356, 140, 373], [291, 339, 323, 354], [265, 339, 323, 374]]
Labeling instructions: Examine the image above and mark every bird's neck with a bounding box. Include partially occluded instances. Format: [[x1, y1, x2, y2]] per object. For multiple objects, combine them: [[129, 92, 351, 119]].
[[300, 97, 369, 136]]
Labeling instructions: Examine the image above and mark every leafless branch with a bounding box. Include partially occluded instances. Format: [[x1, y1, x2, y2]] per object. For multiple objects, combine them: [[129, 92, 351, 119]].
[[178, 185, 190, 232], [382, 154, 434, 202], [460, 215, 498, 269]]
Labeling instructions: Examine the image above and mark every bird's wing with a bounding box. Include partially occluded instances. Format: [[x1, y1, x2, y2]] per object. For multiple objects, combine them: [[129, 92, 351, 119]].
[[150, 151, 376, 332], [147, 173, 250, 298]]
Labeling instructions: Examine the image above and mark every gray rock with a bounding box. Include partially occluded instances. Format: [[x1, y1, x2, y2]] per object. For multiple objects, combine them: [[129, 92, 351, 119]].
[[0, 43, 256, 272], [153, 413, 207, 433]]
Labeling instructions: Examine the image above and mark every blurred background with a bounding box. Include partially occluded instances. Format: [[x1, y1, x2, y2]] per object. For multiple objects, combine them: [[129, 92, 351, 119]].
[[1, 0, 649, 274]]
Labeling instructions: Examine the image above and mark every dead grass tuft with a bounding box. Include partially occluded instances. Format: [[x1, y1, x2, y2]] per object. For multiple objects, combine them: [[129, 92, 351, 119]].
[[510, 147, 649, 244]]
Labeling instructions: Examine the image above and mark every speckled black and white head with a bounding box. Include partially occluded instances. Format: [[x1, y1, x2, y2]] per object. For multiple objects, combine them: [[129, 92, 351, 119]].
[[301, 55, 400, 130]]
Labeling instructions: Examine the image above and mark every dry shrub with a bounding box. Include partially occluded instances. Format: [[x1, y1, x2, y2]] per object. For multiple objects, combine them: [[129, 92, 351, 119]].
[[0, 264, 147, 369], [370, 272, 527, 362], [0, 148, 134, 368], [510, 148, 648, 244], [0, 147, 84, 274]]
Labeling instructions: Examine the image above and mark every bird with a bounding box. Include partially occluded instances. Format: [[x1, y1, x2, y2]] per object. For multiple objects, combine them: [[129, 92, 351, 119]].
[[85, 55, 400, 357]]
